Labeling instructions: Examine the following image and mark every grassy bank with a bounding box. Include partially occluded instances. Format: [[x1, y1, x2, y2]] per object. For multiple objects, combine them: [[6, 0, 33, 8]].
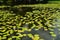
[[0, 4, 60, 8]]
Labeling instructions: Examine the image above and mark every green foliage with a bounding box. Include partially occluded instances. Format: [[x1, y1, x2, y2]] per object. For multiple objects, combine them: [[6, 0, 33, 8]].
[[0, 5, 60, 40]]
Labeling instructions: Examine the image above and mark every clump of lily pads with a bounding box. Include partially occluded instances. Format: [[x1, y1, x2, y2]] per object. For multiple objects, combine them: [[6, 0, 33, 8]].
[[0, 7, 60, 40]]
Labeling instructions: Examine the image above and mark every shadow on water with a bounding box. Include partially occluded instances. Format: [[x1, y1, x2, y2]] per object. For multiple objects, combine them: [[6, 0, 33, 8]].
[[0, 7, 34, 16], [10, 7, 34, 16]]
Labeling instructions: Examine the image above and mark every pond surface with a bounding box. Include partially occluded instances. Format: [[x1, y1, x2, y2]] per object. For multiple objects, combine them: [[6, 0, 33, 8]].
[[0, 7, 60, 40], [21, 19, 60, 40], [54, 19, 60, 40]]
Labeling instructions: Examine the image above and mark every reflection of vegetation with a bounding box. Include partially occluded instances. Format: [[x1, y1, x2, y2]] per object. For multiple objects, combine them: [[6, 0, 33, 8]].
[[0, 4, 60, 40]]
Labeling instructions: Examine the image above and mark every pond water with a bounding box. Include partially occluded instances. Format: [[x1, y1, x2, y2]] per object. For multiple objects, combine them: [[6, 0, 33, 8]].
[[21, 19, 60, 40], [54, 19, 60, 40], [0, 7, 60, 40]]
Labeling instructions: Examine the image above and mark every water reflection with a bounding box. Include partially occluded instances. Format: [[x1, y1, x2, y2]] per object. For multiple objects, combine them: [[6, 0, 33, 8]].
[[55, 35, 60, 40]]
